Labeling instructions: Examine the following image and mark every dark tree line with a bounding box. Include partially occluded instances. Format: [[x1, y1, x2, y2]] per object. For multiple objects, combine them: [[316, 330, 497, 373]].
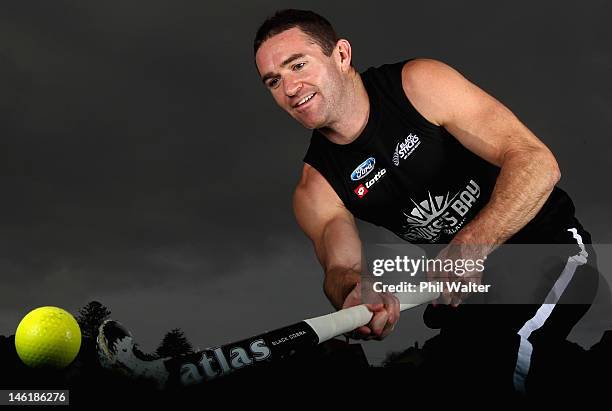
[[73, 300, 194, 360]]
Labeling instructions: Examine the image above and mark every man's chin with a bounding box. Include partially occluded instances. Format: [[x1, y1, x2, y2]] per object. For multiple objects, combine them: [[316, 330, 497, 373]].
[[296, 116, 326, 130]]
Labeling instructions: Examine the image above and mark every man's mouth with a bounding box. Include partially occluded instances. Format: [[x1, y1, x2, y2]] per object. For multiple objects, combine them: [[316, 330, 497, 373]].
[[293, 92, 316, 108]]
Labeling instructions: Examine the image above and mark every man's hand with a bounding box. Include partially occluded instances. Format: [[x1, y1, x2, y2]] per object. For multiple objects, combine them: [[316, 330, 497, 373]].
[[428, 244, 487, 307], [342, 283, 400, 340]]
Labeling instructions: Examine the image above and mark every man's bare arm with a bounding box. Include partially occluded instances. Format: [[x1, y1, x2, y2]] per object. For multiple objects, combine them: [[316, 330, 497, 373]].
[[402, 59, 560, 254], [293, 164, 362, 310], [293, 164, 400, 338]]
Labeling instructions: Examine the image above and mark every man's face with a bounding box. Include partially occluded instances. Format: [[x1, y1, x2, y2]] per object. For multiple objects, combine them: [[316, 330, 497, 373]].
[[255, 27, 344, 129]]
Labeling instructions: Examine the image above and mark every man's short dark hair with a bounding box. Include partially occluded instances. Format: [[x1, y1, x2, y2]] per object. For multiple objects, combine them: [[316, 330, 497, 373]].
[[254, 9, 338, 57]]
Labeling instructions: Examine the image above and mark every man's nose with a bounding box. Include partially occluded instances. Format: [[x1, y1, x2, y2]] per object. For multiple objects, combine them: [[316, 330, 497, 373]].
[[283, 74, 303, 97]]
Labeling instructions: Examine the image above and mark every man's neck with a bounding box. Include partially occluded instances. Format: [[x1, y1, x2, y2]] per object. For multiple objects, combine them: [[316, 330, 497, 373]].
[[318, 72, 370, 145]]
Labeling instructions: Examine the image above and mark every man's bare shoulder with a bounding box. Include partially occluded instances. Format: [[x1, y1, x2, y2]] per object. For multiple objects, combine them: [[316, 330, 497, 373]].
[[400, 58, 466, 127], [294, 164, 342, 205], [401, 58, 460, 90], [293, 164, 348, 221]]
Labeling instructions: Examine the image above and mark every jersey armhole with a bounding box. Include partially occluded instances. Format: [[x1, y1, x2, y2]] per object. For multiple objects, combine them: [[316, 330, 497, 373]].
[[384, 60, 444, 133], [303, 138, 351, 206]]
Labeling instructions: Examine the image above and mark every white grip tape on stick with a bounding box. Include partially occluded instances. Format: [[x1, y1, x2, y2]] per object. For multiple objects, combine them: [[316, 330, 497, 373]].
[[304, 291, 439, 343]]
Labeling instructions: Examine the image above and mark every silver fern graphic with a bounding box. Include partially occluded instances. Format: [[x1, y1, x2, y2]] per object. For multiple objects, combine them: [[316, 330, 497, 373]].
[[392, 143, 401, 166], [393, 134, 421, 166]]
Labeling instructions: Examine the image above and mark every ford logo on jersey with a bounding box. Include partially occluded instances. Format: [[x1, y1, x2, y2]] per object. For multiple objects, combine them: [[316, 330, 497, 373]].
[[350, 157, 376, 181]]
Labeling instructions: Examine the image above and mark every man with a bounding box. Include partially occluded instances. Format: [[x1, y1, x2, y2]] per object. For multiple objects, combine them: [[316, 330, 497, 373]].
[[254, 9, 599, 394]]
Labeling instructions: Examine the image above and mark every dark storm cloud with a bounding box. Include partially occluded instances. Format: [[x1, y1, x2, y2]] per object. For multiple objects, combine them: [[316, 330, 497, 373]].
[[1, 0, 610, 356], [0, 1, 306, 288]]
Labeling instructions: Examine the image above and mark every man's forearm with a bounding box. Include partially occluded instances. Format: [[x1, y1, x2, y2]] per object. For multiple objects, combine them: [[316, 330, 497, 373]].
[[453, 148, 560, 253], [323, 267, 361, 310]]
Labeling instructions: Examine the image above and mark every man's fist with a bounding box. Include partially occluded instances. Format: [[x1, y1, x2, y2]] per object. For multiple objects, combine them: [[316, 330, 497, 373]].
[[342, 283, 400, 340]]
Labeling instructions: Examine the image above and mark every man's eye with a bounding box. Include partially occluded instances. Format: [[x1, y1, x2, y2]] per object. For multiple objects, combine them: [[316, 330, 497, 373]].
[[267, 78, 279, 88], [293, 62, 306, 71]]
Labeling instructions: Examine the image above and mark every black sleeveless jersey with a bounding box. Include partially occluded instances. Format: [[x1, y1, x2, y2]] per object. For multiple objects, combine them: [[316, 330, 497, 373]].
[[303, 60, 577, 244]]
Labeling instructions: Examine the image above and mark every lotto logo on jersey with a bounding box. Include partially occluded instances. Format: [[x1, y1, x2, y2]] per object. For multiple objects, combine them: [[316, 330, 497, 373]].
[[354, 184, 368, 198], [355, 169, 387, 198], [365, 168, 386, 188]]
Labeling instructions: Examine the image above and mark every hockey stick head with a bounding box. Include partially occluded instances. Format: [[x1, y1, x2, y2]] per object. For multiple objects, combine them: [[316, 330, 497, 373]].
[[97, 319, 169, 389], [97, 320, 136, 365]]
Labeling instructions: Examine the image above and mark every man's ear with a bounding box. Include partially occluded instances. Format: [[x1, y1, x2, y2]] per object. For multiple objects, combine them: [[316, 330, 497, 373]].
[[335, 39, 352, 72]]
